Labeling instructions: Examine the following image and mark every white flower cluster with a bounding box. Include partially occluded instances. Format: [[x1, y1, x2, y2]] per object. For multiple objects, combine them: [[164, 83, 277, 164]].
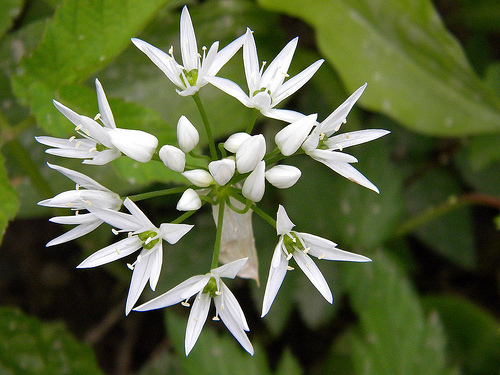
[[37, 6, 389, 356]]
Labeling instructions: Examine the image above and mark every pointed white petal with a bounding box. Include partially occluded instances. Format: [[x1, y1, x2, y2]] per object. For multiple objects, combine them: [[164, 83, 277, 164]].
[[177, 116, 199, 153], [299, 232, 372, 262], [307, 149, 358, 163], [46, 220, 102, 247], [206, 33, 245, 77], [77, 236, 142, 268], [261, 248, 288, 317], [36, 136, 94, 150], [148, 243, 163, 291], [47, 163, 111, 192], [159, 223, 193, 244], [261, 37, 298, 94], [261, 108, 305, 123], [83, 149, 121, 165], [242, 161, 265, 202], [198, 42, 219, 82], [79, 116, 112, 148], [265, 165, 301, 189], [273, 59, 324, 106], [319, 83, 366, 135], [48, 212, 97, 225], [53, 100, 82, 127], [205, 76, 252, 107], [236, 134, 266, 174], [126, 249, 157, 315], [209, 158, 235, 186], [325, 129, 390, 150], [123, 198, 156, 229], [211, 257, 248, 279], [159, 145, 186, 172], [275, 114, 317, 156], [276, 205, 295, 235], [180, 6, 198, 72], [134, 275, 210, 311], [185, 291, 211, 355], [214, 294, 254, 355], [293, 250, 332, 303], [94, 79, 116, 129], [176, 188, 202, 211], [219, 282, 249, 331], [243, 28, 260, 94], [86, 204, 142, 232]]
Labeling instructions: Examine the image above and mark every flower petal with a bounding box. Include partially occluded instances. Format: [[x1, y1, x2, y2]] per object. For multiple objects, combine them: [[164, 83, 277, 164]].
[[185, 291, 211, 355], [158, 223, 193, 244], [205, 76, 252, 107], [209, 158, 235, 186], [211, 257, 248, 279], [177, 116, 199, 153], [47, 163, 111, 192], [219, 282, 249, 331], [181, 169, 214, 187], [242, 161, 266, 202], [46, 219, 102, 247], [176, 188, 202, 211], [242, 28, 260, 94], [94, 79, 116, 129], [325, 129, 390, 150], [293, 250, 333, 303], [77, 236, 142, 268], [261, 246, 288, 317], [299, 232, 372, 262], [108, 128, 158, 163], [180, 6, 198, 72], [261, 37, 298, 94], [265, 164, 301, 189], [53, 100, 82, 127], [275, 114, 317, 156], [276, 205, 295, 235], [236, 134, 266, 174], [159, 145, 186, 172], [126, 249, 157, 315]]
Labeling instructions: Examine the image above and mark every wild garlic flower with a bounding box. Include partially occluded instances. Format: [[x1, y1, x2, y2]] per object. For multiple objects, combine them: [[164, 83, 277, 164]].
[[261, 205, 371, 317], [36, 79, 158, 165], [38, 163, 122, 247], [77, 198, 193, 315], [206, 29, 323, 123], [134, 258, 253, 355], [301, 84, 390, 193], [131, 6, 245, 96]]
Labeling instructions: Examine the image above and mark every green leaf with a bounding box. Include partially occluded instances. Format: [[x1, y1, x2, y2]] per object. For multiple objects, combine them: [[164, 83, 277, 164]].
[[423, 295, 500, 375], [0, 307, 103, 374], [342, 252, 449, 375], [257, 0, 500, 136], [12, 0, 175, 134], [165, 311, 271, 375], [405, 168, 476, 270], [0, 0, 22, 39], [0, 153, 19, 243]]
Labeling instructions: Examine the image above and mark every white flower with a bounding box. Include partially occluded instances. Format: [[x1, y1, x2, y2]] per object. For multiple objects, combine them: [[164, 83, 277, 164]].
[[265, 165, 301, 188], [177, 116, 199, 153], [242, 161, 266, 202], [77, 198, 193, 315], [224, 132, 251, 153], [206, 29, 323, 123], [301, 84, 390, 193], [134, 258, 253, 355], [181, 169, 214, 187], [131, 6, 244, 96], [159, 145, 186, 172], [235, 134, 266, 174], [36, 79, 158, 165], [177, 188, 202, 211], [38, 163, 122, 247], [275, 114, 317, 156], [261, 205, 371, 317], [209, 158, 235, 186]]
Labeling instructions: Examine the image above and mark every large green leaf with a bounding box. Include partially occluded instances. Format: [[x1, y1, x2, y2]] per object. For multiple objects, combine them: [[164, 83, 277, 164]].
[[0, 307, 102, 374], [342, 252, 450, 375], [0, 154, 19, 243], [423, 295, 500, 375], [258, 0, 500, 136]]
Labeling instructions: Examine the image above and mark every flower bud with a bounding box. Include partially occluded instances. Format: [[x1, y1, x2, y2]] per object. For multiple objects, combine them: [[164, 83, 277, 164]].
[[209, 158, 235, 186], [236, 134, 266, 174], [242, 161, 265, 202], [177, 115, 199, 153], [265, 165, 301, 188], [108, 128, 158, 162], [224, 132, 251, 153], [176, 188, 202, 211], [275, 114, 317, 156], [182, 169, 214, 187], [159, 145, 186, 172]]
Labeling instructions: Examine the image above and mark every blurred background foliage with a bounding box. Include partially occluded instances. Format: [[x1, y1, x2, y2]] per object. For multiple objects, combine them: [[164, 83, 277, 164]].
[[0, 0, 499, 374]]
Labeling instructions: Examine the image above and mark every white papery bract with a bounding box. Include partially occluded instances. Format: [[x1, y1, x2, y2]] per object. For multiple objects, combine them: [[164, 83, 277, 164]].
[[131, 6, 244, 96], [206, 29, 323, 123], [301, 84, 390, 193], [134, 258, 254, 355], [261, 205, 371, 317], [77, 198, 193, 315], [177, 116, 199, 153], [159, 145, 186, 172], [38, 163, 122, 247], [36, 79, 158, 165]]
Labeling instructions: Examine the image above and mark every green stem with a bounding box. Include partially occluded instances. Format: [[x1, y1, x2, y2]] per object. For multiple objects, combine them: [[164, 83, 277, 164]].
[[192, 93, 217, 160], [251, 203, 276, 228], [172, 209, 198, 224], [128, 186, 192, 202], [245, 109, 259, 134], [211, 199, 225, 269]]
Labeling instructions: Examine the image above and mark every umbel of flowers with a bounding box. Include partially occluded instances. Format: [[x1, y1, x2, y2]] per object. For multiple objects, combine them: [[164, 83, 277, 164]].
[[37, 6, 389, 356]]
